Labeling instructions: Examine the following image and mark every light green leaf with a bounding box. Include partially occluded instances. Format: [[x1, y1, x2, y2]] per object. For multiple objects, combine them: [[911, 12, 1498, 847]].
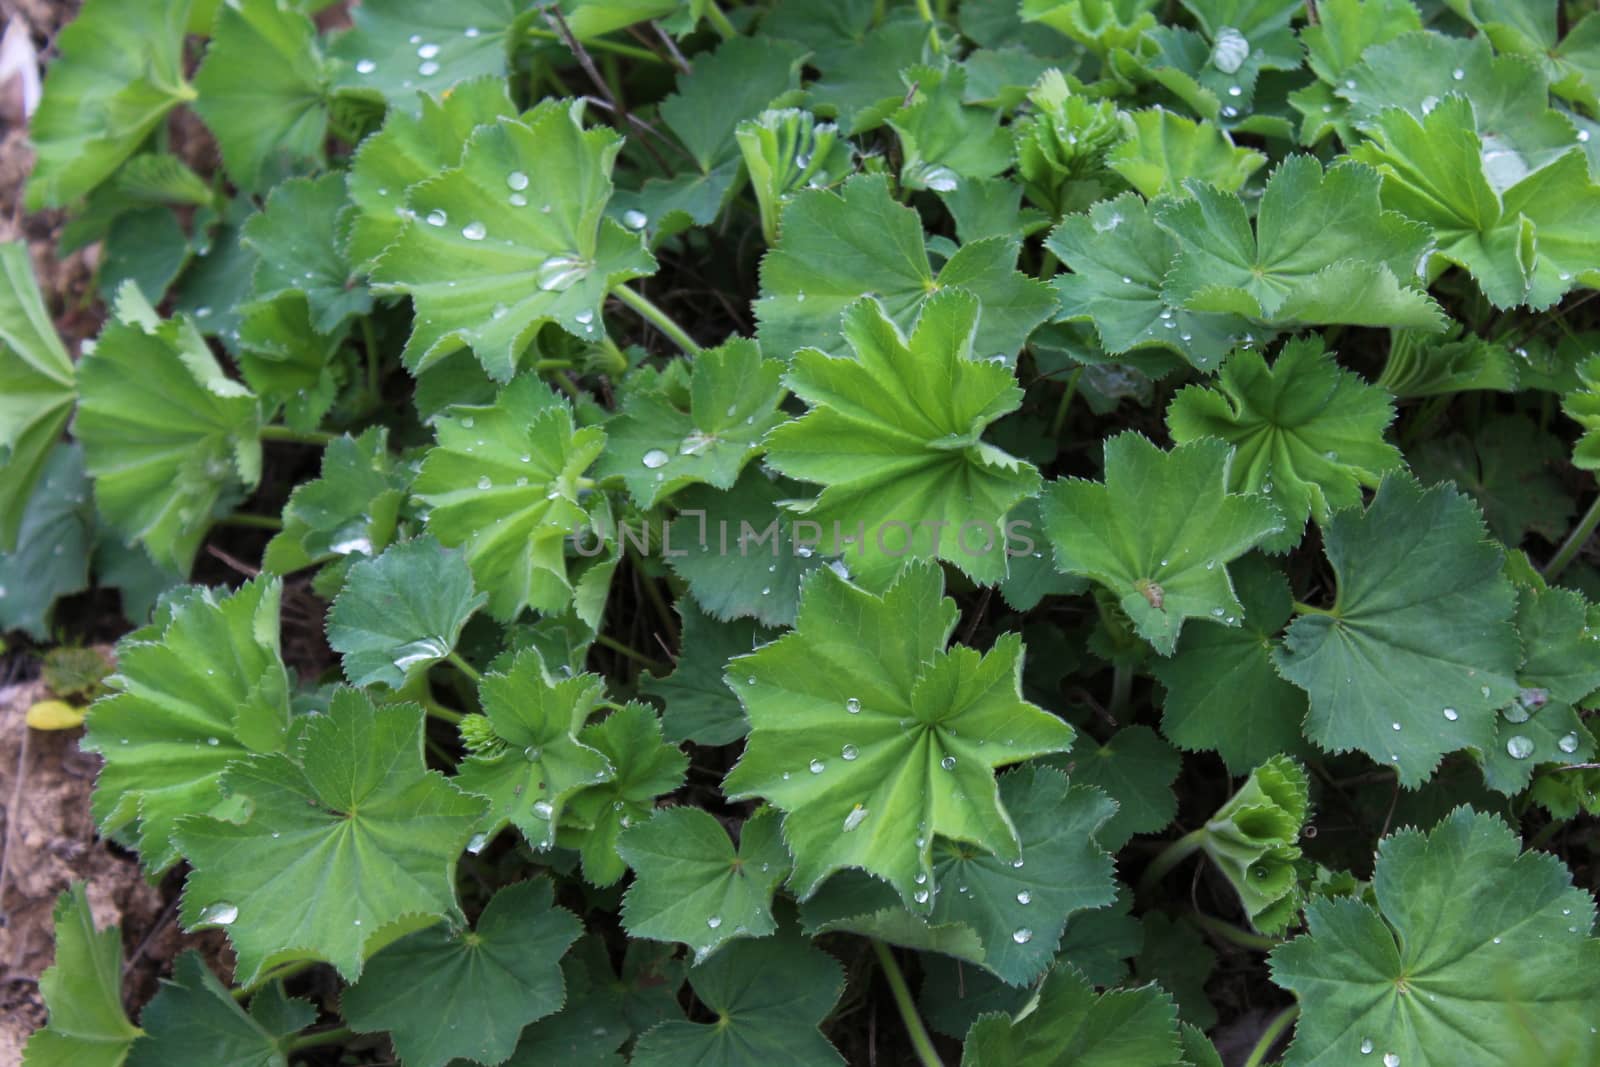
[[0, 241, 77, 550], [83, 577, 291, 874], [1564, 356, 1600, 470], [1022, 0, 1160, 56], [1273, 475, 1521, 786], [1012, 70, 1123, 221], [1046, 193, 1249, 373], [193, 0, 328, 192], [642, 600, 772, 745], [1166, 338, 1403, 552], [960, 965, 1185, 1067], [326, 536, 486, 688], [372, 104, 656, 381], [262, 428, 410, 575], [342, 880, 581, 1067], [1106, 108, 1265, 199], [1052, 725, 1181, 851], [764, 291, 1041, 585], [597, 339, 785, 507], [617, 806, 790, 962], [174, 688, 488, 984], [889, 64, 1014, 191], [24, 0, 194, 209], [242, 174, 372, 334], [1040, 433, 1283, 656], [328, 0, 525, 107], [454, 649, 614, 849], [629, 925, 846, 1067], [1151, 557, 1311, 775], [755, 175, 1056, 362], [1269, 807, 1600, 1067], [722, 561, 1076, 909], [1196, 756, 1309, 932], [127, 953, 314, 1067], [1300, 0, 1421, 85], [21, 883, 141, 1067], [562, 703, 689, 886], [1155, 156, 1443, 330], [414, 375, 606, 621], [0, 444, 93, 638], [736, 109, 855, 245], [1376, 328, 1518, 398]]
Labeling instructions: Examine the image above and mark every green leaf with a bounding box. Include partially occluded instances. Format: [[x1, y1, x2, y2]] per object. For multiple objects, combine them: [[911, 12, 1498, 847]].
[[24, 0, 194, 209], [1045, 193, 1249, 373], [722, 561, 1076, 909], [928, 767, 1117, 985], [1564, 356, 1600, 470], [755, 175, 1056, 362], [1273, 475, 1521, 786], [174, 688, 488, 984], [597, 339, 786, 507], [1376, 328, 1519, 398], [328, 0, 525, 107], [0, 444, 93, 639], [1134, 914, 1217, 1029], [326, 536, 486, 688], [342, 880, 581, 1067], [1300, 0, 1422, 87], [1053, 726, 1181, 851], [764, 291, 1042, 585], [454, 649, 614, 849], [83, 577, 291, 874], [1151, 556, 1310, 775], [1410, 414, 1573, 546], [764, 0, 928, 132], [959, 965, 1185, 1067], [1269, 807, 1600, 1066], [629, 925, 846, 1067], [21, 883, 141, 1067], [127, 953, 314, 1067], [371, 104, 656, 381], [262, 428, 410, 574], [643, 601, 772, 745], [1197, 756, 1310, 932], [735, 109, 855, 245], [1154, 156, 1443, 331], [562, 703, 689, 886], [1166, 338, 1403, 552], [498, 952, 629, 1067], [617, 806, 790, 962], [414, 375, 606, 621], [0, 241, 77, 550], [1040, 433, 1283, 656], [889, 64, 1014, 191], [193, 0, 328, 192], [1023, 0, 1160, 56], [1106, 108, 1265, 199], [242, 174, 372, 334], [1010, 71, 1123, 220]]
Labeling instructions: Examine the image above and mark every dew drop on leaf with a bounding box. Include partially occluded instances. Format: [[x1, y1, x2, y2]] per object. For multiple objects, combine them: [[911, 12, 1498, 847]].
[[1443, 707, 1459, 721], [461, 221, 486, 241], [809, 758, 825, 774], [1506, 735, 1534, 760], [198, 901, 238, 926], [1012, 927, 1033, 944], [841, 744, 858, 761], [706, 915, 722, 929], [466, 833, 488, 855], [531, 800, 554, 819], [940, 755, 956, 770], [642, 449, 670, 469], [1559, 732, 1581, 754], [842, 805, 868, 832], [914, 889, 930, 904], [1211, 27, 1249, 74], [1360, 1039, 1374, 1055], [356, 58, 376, 74], [426, 209, 447, 227], [623, 209, 648, 230], [1016, 890, 1031, 905], [1383, 1055, 1400, 1067], [506, 170, 529, 191], [846, 697, 861, 713]]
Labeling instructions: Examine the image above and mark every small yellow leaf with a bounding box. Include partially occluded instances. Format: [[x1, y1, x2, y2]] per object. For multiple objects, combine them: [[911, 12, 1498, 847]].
[[27, 698, 85, 730]]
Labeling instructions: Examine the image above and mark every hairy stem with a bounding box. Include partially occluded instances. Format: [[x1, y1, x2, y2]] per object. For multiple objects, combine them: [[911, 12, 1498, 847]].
[[1242, 1004, 1299, 1067], [446, 651, 483, 686], [611, 284, 702, 357], [1545, 490, 1600, 581], [871, 939, 944, 1067]]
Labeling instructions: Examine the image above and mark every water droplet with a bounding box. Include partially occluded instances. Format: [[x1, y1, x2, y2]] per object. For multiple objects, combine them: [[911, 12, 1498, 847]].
[[623, 209, 648, 230], [1016, 890, 1031, 905], [1227, 84, 1242, 97], [940, 755, 956, 770], [509, 193, 527, 207], [1012, 927, 1033, 944], [356, 58, 376, 74], [462, 220, 486, 241], [843, 805, 869, 832], [532, 800, 554, 819], [523, 745, 542, 761], [642, 449, 670, 469], [846, 697, 861, 714], [477, 475, 492, 490], [1559, 732, 1581, 754], [1506, 735, 1534, 760], [1391, 722, 1401, 731], [706, 915, 722, 929], [1443, 707, 1459, 721], [922, 166, 959, 192], [1420, 94, 1439, 114], [464, 25, 480, 37], [1212, 26, 1249, 73], [1383, 1055, 1400, 1067], [1581, 130, 1592, 143], [419, 60, 440, 77], [506, 170, 529, 191], [795, 291, 806, 302], [417, 42, 440, 59], [1211, 607, 1225, 617], [1011, 858, 1024, 869], [1518, 687, 1549, 711], [198, 902, 238, 926], [426, 209, 447, 227], [537, 254, 589, 291], [809, 759, 825, 774], [914, 889, 931, 904], [1360, 1039, 1374, 1055], [914, 872, 927, 885], [467, 833, 488, 854], [841, 744, 859, 761], [575, 308, 595, 325], [1452, 68, 1466, 80], [1504, 704, 1530, 724], [206, 736, 220, 746], [1121, 276, 1133, 284]]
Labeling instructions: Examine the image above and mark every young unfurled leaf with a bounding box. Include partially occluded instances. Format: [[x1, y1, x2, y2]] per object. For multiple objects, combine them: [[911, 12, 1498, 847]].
[[736, 109, 855, 245], [890, 64, 1013, 192], [617, 806, 790, 962], [642, 600, 773, 745], [242, 174, 372, 334], [174, 688, 488, 984], [629, 924, 846, 1067], [1563, 356, 1600, 470], [455, 649, 614, 849], [1046, 193, 1249, 372], [1269, 807, 1600, 1066], [1194, 755, 1309, 932], [24, 0, 193, 209], [328, 0, 525, 107], [960, 965, 1185, 1067], [1106, 108, 1265, 199], [325, 536, 486, 688], [74, 285, 262, 573], [764, 291, 1041, 585], [722, 562, 1076, 909], [1154, 156, 1443, 331], [1151, 557, 1311, 774], [1052, 726, 1182, 851], [262, 428, 410, 575], [562, 703, 688, 885], [342, 880, 581, 1067], [372, 103, 655, 381], [1377, 327, 1519, 398], [193, 0, 328, 192], [0, 445, 92, 638], [1274, 475, 1521, 786], [1166, 338, 1403, 551], [127, 953, 314, 1067], [1040, 433, 1283, 656], [755, 175, 1055, 362], [0, 241, 77, 550], [413, 375, 606, 620], [83, 577, 291, 874], [21, 883, 141, 1067], [1022, 0, 1159, 56], [597, 339, 785, 508], [1012, 71, 1123, 220]]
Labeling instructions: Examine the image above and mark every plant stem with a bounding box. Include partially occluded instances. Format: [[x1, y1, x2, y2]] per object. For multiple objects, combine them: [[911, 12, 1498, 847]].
[[1291, 600, 1333, 616], [870, 939, 944, 1067], [230, 959, 314, 1000], [1242, 1004, 1300, 1067], [446, 651, 483, 685], [1545, 490, 1600, 581], [220, 512, 283, 531], [703, 0, 738, 38], [1050, 367, 1082, 437], [259, 424, 335, 446], [611, 284, 702, 357], [526, 27, 666, 63], [361, 316, 381, 402], [1138, 827, 1207, 896], [285, 1026, 354, 1053], [594, 632, 666, 671], [1108, 661, 1133, 722], [1187, 910, 1281, 952], [420, 694, 464, 725]]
